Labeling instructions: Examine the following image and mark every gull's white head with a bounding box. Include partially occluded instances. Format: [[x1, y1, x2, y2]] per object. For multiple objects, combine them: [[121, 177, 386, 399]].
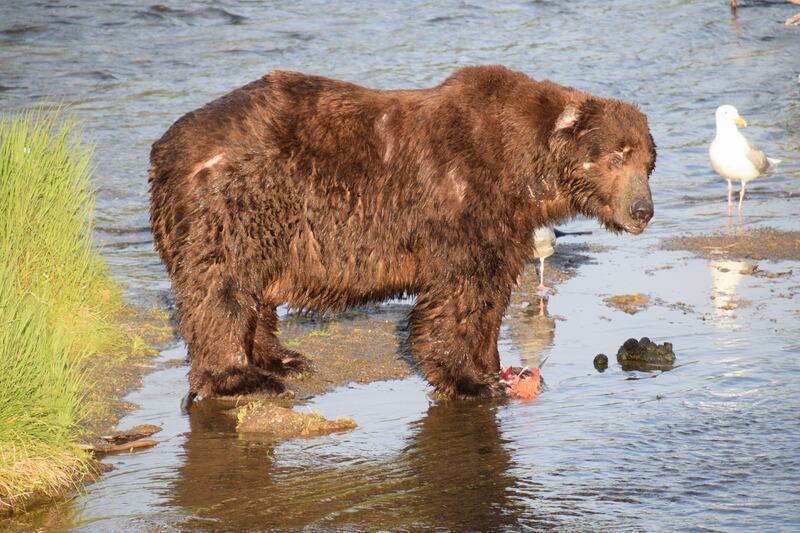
[[715, 104, 747, 129]]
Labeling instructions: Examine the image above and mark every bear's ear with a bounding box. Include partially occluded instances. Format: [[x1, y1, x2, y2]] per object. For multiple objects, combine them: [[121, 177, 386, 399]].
[[554, 103, 581, 131]]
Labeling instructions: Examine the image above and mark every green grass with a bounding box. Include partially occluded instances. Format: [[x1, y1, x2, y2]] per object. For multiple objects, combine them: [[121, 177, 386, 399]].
[[0, 111, 124, 512]]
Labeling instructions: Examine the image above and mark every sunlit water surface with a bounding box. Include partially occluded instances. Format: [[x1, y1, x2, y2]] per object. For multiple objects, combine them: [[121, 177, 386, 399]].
[[2, 1, 799, 531]]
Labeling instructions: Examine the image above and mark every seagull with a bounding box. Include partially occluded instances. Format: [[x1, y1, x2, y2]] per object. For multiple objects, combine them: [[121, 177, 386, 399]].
[[531, 227, 592, 293], [709, 105, 780, 214], [532, 226, 556, 293]]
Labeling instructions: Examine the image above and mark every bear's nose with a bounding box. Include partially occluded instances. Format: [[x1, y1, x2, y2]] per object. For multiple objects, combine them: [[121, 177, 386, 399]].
[[630, 200, 653, 224]]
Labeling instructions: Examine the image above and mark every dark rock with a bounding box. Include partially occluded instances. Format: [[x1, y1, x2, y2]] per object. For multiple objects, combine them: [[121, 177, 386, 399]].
[[616, 337, 675, 372], [593, 353, 609, 372]]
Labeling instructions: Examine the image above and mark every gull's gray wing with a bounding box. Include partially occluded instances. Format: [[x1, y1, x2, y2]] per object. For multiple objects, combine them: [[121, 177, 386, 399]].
[[746, 140, 770, 173]]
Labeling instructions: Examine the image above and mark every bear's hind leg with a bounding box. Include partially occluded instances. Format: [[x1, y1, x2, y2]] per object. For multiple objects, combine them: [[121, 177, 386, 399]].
[[177, 267, 286, 398], [250, 304, 313, 378]]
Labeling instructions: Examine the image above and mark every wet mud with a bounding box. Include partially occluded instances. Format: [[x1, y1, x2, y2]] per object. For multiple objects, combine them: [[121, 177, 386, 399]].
[[216, 304, 415, 408], [663, 227, 800, 261], [603, 293, 650, 314], [191, 304, 413, 439], [79, 307, 178, 441]]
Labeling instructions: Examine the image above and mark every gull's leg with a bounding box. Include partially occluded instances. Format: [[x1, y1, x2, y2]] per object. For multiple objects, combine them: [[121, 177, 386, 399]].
[[727, 180, 734, 215], [738, 182, 746, 214]]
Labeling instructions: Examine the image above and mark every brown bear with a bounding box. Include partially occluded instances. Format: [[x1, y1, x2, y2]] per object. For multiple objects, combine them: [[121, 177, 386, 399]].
[[149, 65, 655, 403]]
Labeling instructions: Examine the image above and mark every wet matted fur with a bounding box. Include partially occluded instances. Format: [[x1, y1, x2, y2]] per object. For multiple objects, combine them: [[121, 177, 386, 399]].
[[149, 65, 656, 399]]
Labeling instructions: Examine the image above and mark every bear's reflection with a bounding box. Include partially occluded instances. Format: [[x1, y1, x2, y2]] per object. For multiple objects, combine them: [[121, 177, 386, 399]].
[[401, 401, 524, 531], [169, 399, 525, 530], [169, 400, 281, 520]]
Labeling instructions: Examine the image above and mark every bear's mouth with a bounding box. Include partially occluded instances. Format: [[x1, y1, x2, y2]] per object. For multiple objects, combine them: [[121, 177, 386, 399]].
[[602, 214, 649, 236], [600, 207, 649, 236], [622, 222, 647, 235]]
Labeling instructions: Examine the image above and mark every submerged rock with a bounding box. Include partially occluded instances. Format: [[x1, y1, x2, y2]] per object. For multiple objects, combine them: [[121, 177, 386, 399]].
[[616, 337, 675, 372], [234, 402, 357, 439], [603, 293, 649, 314]]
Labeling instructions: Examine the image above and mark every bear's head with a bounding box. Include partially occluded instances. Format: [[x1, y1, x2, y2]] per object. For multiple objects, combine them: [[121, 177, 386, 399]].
[[550, 98, 656, 235]]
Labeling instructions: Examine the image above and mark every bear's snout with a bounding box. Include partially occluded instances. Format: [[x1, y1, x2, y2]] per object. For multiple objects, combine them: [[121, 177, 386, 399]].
[[629, 199, 653, 226], [616, 172, 654, 234]]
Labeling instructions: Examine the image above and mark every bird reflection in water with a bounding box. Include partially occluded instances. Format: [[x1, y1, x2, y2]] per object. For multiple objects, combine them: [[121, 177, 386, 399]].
[[709, 260, 750, 329], [510, 295, 557, 372]]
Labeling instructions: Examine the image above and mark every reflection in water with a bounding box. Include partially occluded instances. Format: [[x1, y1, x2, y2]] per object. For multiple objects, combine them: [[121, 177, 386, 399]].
[[401, 403, 523, 531], [709, 260, 748, 327], [725, 212, 747, 234], [169, 401, 524, 531], [509, 296, 556, 370], [170, 400, 280, 525]]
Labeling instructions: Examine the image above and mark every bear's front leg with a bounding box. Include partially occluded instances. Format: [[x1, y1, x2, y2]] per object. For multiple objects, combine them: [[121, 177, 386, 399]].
[[409, 278, 512, 399]]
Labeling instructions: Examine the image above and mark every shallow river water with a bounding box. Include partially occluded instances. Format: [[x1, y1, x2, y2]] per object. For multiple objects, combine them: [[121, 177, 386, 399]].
[[2, 1, 800, 531]]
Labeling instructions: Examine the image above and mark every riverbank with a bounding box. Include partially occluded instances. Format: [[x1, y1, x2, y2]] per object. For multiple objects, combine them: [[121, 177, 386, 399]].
[[0, 112, 176, 516]]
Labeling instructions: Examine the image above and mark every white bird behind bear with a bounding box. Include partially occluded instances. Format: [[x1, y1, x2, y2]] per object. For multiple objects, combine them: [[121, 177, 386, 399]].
[[532, 226, 556, 293], [709, 105, 780, 214]]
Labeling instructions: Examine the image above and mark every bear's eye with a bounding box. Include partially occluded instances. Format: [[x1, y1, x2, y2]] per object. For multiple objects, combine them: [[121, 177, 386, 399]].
[[610, 147, 631, 167]]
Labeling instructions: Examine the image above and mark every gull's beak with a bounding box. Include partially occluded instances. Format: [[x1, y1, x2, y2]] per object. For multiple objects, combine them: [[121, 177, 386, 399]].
[[735, 116, 748, 128]]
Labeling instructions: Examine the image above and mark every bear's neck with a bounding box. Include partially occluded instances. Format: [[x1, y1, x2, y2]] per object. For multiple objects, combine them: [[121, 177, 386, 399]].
[[497, 80, 581, 230], [524, 182, 576, 228]]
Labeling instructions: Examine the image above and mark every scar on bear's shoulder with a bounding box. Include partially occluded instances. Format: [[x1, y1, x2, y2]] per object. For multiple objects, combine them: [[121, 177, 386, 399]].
[[190, 153, 225, 179], [444, 167, 466, 205], [375, 112, 395, 163]]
